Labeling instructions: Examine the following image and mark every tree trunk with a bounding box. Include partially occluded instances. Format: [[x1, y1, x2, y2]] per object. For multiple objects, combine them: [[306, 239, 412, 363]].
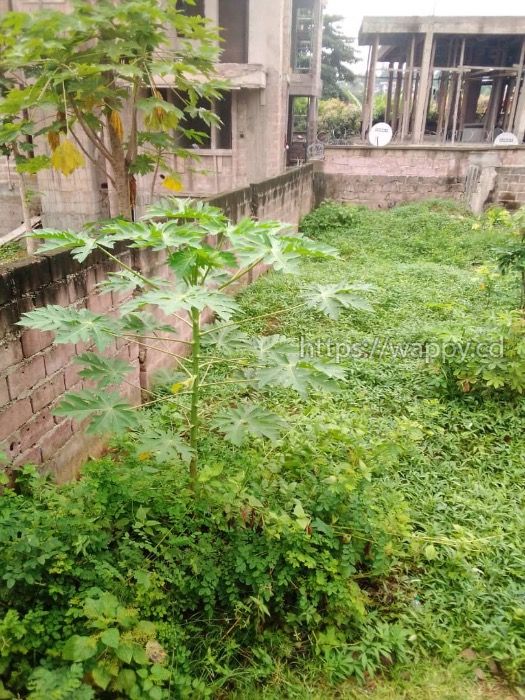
[[107, 118, 132, 220], [16, 163, 37, 255]]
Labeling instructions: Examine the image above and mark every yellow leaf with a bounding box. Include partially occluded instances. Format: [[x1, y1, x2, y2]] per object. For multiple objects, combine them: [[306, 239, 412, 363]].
[[109, 110, 124, 142], [138, 452, 152, 461], [50, 139, 85, 176], [162, 176, 183, 192]]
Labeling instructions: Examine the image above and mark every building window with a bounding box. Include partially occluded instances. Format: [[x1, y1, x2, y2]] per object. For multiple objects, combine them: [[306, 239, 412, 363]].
[[169, 90, 233, 150], [292, 0, 315, 73], [218, 0, 248, 63], [178, 0, 205, 16]]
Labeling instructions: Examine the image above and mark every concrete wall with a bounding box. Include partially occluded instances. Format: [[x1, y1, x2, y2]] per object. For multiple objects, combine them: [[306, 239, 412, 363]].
[[0, 159, 41, 236], [0, 164, 314, 481], [318, 145, 525, 211]]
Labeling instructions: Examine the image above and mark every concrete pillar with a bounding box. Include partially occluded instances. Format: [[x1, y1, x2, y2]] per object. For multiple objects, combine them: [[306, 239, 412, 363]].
[[392, 62, 403, 134], [307, 96, 318, 146], [412, 31, 434, 143], [510, 38, 525, 133], [461, 78, 482, 124], [361, 34, 379, 141], [400, 36, 415, 141], [385, 62, 394, 124], [515, 79, 525, 142], [450, 39, 466, 143]]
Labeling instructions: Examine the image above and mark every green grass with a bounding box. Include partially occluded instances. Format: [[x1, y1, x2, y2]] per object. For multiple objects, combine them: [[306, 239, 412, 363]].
[[224, 200, 524, 697]]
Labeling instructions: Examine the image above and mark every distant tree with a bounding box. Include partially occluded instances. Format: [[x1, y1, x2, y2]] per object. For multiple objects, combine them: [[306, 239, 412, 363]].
[[321, 15, 358, 101]]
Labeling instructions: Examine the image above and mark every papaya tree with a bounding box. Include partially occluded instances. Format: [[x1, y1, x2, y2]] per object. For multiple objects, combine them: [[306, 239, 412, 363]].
[[0, 0, 224, 223], [18, 199, 374, 486]]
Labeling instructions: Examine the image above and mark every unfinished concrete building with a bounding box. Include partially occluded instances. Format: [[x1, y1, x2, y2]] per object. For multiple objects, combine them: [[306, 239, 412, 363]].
[[359, 16, 525, 145], [0, 0, 324, 232]]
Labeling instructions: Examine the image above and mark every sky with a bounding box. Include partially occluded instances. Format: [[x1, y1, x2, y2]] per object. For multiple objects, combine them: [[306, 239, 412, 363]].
[[325, 0, 525, 71]]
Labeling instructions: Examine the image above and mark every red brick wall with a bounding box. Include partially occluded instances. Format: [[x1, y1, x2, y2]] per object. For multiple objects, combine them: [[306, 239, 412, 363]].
[[0, 165, 314, 481]]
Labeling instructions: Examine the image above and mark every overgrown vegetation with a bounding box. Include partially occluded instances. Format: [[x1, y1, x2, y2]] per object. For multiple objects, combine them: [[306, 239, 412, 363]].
[[0, 241, 24, 265], [2, 200, 524, 698]]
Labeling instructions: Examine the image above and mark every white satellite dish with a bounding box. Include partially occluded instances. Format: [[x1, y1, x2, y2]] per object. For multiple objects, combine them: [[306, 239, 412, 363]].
[[369, 122, 393, 147], [494, 132, 519, 146]]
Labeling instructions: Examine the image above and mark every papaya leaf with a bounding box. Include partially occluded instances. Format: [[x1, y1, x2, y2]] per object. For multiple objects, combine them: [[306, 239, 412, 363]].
[[54, 390, 138, 435], [75, 353, 132, 388], [18, 306, 118, 350], [305, 283, 375, 320], [212, 404, 287, 446]]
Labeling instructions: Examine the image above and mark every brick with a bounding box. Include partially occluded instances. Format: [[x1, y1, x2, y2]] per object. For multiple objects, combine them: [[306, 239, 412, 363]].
[[31, 372, 66, 412], [67, 274, 88, 304], [75, 340, 94, 355], [86, 291, 113, 314], [0, 339, 23, 373], [64, 362, 82, 389], [0, 303, 20, 341], [13, 445, 43, 469], [44, 344, 75, 376], [42, 281, 70, 307], [0, 377, 9, 408], [7, 355, 46, 397], [4, 433, 21, 460], [0, 398, 33, 441], [43, 249, 82, 282], [19, 408, 55, 452], [0, 272, 13, 307], [45, 432, 106, 484], [6, 257, 51, 296], [39, 419, 73, 461], [21, 328, 54, 357]]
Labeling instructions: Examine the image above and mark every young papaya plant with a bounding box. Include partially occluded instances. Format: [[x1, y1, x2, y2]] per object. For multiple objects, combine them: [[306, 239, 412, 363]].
[[496, 206, 525, 308], [19, 199, 374, 484]]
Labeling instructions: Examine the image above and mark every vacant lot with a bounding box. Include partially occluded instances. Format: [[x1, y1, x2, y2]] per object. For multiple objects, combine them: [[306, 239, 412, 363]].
[[1, 200, 523, 699]]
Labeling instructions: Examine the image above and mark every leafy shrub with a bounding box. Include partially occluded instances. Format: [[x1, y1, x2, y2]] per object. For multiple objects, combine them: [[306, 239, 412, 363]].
[[318, 98, 361, 141], [301, 202, 364, 238], [0, 414, 410, 697], [496, 205, 525, 308], [433, 312, 525, 397]]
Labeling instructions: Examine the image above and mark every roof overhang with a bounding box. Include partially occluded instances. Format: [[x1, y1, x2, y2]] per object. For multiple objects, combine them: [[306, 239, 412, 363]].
[[359, 16, 525, 45], [156, 64, 267, 91], [214, 63, 267, 89]]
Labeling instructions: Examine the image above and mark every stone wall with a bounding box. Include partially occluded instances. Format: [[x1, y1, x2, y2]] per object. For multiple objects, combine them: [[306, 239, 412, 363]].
[[489, 167, 525, 210], [319, 145, 525, 212], [0, 165, 314, 481]]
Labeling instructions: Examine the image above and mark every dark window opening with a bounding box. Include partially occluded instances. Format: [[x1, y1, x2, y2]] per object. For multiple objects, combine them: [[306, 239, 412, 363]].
[[180, 98, 213, 148], [178, 0, 205, 16], [171, 90, 233, 150], [219, 0, 248, 63], [215, 92, 233, 149]]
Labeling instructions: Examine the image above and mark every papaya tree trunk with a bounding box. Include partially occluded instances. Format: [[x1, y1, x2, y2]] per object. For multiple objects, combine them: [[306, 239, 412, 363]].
[[18, 172, 37, 254], [107, 117, 132, 220], [11, 144, 37, 255]]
